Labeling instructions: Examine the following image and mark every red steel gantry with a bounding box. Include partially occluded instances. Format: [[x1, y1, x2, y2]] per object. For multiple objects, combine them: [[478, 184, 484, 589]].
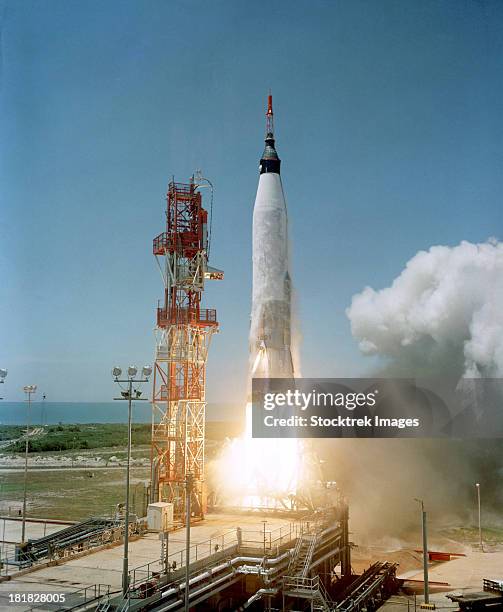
[[151, 176, 222, 519]]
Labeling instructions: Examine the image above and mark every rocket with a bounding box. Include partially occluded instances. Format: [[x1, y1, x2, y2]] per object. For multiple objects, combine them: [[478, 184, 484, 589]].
[[250, 95, 294, 379]]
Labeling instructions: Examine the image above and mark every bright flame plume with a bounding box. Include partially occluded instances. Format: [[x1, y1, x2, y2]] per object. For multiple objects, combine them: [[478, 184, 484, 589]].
[[214, 402, 301, 509]]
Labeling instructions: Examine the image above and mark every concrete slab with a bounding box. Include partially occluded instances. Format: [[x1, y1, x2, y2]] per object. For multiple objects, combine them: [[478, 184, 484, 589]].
[[0, 513, 295, 610], [406, 550, 503, 590], [0, 519, 65, 544]]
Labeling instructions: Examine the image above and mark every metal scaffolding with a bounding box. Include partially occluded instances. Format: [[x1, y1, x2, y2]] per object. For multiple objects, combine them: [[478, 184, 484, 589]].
[[150, 177, 222, 519]]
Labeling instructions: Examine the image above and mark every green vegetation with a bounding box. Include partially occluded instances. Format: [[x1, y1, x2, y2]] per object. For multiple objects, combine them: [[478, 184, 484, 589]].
[[1, 421, 241, 453], [5, 423, 151, 453], [0, 425, 24, 441], [442, 525, 503, 544], [0, 466, 150, 520]]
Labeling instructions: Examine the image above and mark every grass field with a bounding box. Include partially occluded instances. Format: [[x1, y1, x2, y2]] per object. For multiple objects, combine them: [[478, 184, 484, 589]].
[[0, 421, 241, 521], [0, 466, 150, 520], [442, 525, 503, 546]]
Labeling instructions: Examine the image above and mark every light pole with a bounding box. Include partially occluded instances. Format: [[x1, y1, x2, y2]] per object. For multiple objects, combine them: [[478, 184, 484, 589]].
[[185, 472, 193, 612], [414, 498, 430, 607], [475, 483, 482, 550], [22, 385, 37, 543], [112, 365, 151, 597], [41, 393, 46, 426], [0, 369, 7, 400]]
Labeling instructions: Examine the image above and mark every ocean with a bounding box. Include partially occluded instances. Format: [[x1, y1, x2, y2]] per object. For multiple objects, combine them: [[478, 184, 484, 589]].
[[0, 402, 240, 425]]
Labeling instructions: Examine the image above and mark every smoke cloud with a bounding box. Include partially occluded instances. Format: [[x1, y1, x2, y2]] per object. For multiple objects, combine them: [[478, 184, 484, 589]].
[[347, 239, 503, 379], [328, 240, 503, 541]]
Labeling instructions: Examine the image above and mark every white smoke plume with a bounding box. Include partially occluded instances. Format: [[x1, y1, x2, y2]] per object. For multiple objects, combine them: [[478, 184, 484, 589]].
[[346, 239, 503, 379], [334, 239, 503, 538]]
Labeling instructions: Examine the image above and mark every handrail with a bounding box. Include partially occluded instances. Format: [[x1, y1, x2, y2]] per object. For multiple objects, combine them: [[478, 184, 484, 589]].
[[316, 576, 332, 608], [283, 575, 332, 609], [287, 533, 304, 573], [129, 520, 304, 589], [26, 584, 111, 612], [1, 520, 130, 575], [156, 306, 217, 328], [301, 534, 318, 577]]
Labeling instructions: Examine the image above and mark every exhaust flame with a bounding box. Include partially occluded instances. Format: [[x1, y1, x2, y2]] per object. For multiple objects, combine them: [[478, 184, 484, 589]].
[[213, 344, 302, 508], [215, 402, 300, 509]]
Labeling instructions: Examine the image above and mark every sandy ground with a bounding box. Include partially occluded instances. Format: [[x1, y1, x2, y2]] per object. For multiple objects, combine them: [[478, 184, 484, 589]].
[[353, 534, 503, 610], [0, 450, 150, 470]]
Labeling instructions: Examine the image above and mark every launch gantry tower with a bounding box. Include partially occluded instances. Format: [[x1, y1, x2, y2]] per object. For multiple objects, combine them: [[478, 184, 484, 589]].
[[151, 176, 222, 519]]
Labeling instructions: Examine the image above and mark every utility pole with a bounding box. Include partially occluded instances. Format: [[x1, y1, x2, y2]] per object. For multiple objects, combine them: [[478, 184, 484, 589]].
[[414, 498, 431, 608], [475, 483, 482, 550]]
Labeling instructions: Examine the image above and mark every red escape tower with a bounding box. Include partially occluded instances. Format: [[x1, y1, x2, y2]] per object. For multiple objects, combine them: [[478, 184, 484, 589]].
[[151, 174, 223, 519]]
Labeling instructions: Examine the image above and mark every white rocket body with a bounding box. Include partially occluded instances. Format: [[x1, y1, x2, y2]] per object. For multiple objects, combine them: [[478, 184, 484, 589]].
[[250, 102, 294, 379]]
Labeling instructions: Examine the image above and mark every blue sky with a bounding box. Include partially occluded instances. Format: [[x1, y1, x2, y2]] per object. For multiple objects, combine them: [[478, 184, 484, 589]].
[[1, 0, 502, 403]]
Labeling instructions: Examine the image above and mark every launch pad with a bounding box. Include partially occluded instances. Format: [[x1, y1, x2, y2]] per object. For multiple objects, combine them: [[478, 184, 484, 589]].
[[0, 505, 397, 612], [0, 502, 399, 611], [0, 97, 440, 611], [108, 502, 359, 611]]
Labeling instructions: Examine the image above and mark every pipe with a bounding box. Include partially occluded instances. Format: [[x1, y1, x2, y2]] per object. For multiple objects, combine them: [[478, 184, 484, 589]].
[[159, 551, 291, 599], [237, 588, 278, 610], [140, 522, 342, 609], [158, 570, 239, 611]]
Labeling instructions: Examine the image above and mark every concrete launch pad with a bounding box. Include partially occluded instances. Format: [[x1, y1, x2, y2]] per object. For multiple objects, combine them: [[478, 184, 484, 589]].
[[0, 504, 355, 610], [0, 513, 296, 610]]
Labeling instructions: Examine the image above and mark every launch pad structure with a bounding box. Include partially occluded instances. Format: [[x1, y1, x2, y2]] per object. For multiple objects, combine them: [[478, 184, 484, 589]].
[[0, 99, 406, 612], [150, 176, 223, 520], [94, 502, 399, 611]]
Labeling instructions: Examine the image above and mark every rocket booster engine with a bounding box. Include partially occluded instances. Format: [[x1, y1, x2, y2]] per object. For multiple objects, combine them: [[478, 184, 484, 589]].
[[250, 95, 294, 379]]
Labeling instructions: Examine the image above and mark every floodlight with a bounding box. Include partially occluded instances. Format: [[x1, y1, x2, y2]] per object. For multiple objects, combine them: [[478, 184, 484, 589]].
[[142, 366, 152, 378], [127, 365, 138, 378], [135, 390, 142, 398], [23, 385, 37, 393], [0, 369, 7, 380], [112, 367, 122, 378]]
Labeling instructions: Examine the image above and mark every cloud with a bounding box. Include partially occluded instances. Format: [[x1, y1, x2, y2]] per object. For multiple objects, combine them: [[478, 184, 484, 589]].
[[346, 239, 503, 378]]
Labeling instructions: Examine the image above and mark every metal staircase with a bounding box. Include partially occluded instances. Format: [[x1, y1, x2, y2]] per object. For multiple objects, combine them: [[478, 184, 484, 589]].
[[288, 532, 318, 577], [283, 575, 332, 611], [284, 528, 331, 609]]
